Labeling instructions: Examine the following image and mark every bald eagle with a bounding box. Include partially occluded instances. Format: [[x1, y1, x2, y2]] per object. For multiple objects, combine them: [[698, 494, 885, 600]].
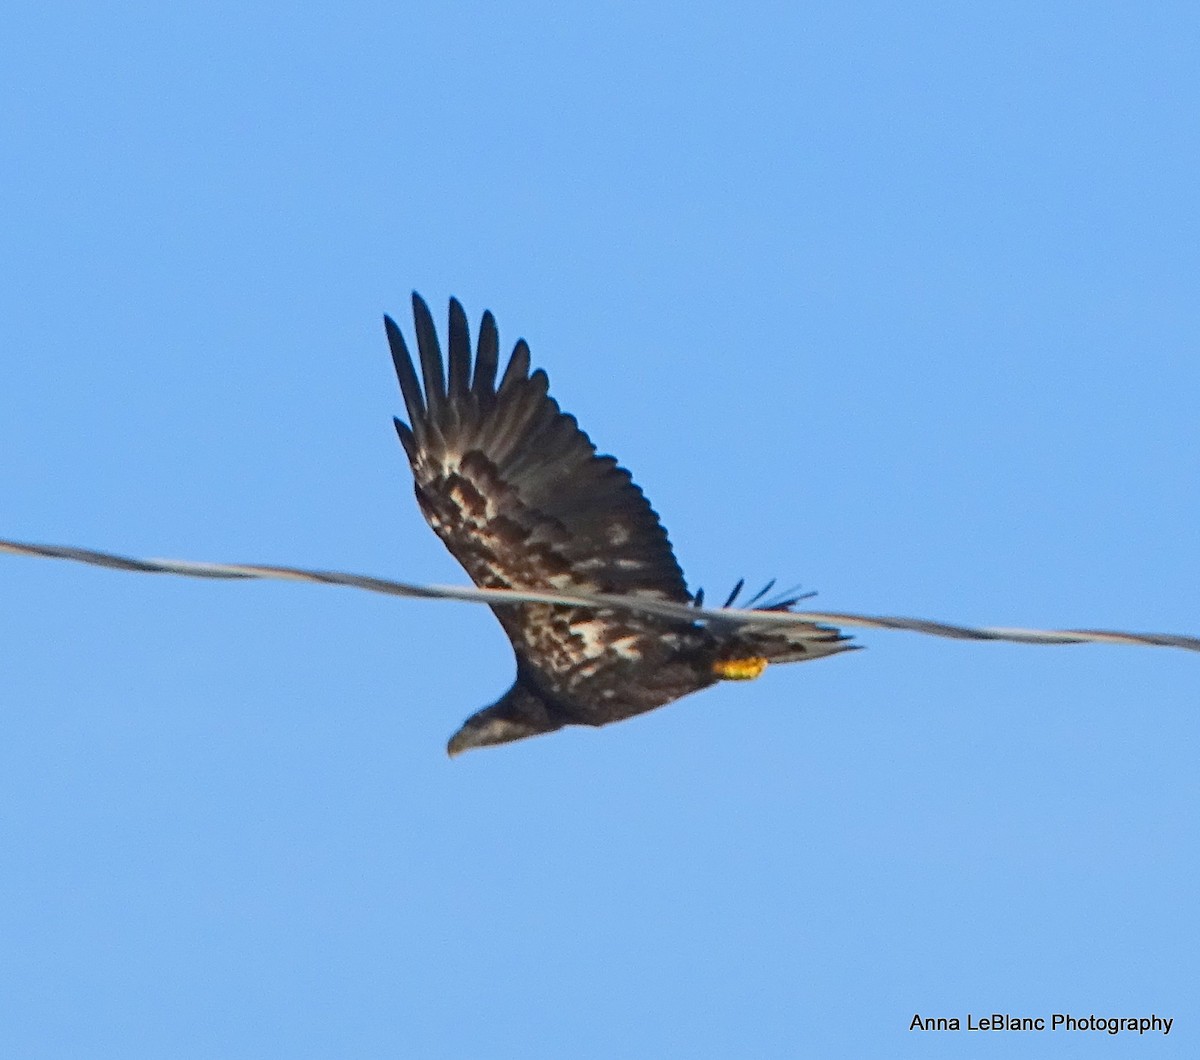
[[387, 295, 854, 755]]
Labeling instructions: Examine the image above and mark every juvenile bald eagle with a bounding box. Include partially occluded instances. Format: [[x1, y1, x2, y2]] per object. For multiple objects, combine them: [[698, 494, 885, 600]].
[[387, 295, 854, 755]]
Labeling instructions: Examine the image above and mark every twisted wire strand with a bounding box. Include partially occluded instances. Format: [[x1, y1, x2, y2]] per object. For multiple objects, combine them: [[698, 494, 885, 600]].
[[2, 536, 1197, 654]]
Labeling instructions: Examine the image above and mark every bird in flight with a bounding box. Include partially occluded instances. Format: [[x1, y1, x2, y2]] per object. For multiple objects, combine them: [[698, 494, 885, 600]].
[[386, 295, 855, 755]]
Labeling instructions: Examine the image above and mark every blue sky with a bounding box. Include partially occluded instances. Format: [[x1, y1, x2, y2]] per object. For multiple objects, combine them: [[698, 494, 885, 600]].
[[2, 2, 1197, 1056]]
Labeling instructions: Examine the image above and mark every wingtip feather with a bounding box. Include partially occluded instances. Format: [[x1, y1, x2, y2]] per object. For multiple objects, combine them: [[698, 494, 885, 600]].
[[473, 310, 500, 397], [447, 297, 471, 398], [499, 339, 531, 393], [411, 292, 446, 408], [385, 314, 426, 425]]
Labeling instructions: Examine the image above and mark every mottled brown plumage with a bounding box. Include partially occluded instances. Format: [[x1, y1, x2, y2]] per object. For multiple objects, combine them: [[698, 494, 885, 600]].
[[387, 294, 854, 754]]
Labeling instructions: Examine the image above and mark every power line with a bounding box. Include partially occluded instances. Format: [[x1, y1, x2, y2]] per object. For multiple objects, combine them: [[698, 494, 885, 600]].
[[2, 536, 1197, 654]]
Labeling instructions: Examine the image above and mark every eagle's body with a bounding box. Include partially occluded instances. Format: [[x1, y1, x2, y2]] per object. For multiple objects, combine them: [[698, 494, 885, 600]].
[[387, 295, 853, 754]]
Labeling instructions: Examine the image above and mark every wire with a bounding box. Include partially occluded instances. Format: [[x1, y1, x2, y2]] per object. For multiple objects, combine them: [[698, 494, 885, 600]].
[[2, 535, 1197, 654]]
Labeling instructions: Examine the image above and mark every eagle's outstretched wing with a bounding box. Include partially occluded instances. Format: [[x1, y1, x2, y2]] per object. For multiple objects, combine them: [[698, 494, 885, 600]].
[[387, 294, 691, 677]]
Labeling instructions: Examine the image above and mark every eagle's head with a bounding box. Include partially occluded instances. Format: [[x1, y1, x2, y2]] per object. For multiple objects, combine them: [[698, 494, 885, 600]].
[[446, 677, 564, 757]]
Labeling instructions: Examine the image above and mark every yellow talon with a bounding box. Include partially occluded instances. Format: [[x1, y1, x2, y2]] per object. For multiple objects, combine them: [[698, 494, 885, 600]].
[[712, 656, 768, 681]]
